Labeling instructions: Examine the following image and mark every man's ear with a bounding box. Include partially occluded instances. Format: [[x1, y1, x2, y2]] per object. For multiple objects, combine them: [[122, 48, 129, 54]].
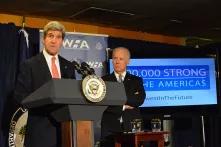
[[127, 59, 130, 65]]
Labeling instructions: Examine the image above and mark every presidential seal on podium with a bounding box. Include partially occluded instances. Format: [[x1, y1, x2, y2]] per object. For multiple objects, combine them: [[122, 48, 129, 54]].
[[82, 75, 106, 103], [8, 107, 28, 147]]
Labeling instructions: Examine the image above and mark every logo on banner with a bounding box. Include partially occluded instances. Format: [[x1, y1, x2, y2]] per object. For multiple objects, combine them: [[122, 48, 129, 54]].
[[8, 107, 28, 147], [82, 75, 106, 102], [63, 39, 90, 50], [95, 42, 103, 50], [87, 61, 103, 68]]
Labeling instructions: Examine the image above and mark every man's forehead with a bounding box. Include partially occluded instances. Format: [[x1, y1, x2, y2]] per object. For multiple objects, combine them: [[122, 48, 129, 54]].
[[47, 30, 62, 34]]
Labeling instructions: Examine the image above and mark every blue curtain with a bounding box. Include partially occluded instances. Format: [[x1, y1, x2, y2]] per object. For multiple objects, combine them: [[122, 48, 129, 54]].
[[0, 23, 39, 147]]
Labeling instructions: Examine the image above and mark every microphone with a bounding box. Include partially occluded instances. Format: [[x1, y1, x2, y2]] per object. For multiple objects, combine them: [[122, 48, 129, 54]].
[[72, 60, 85, 75], [81, 62, 95, 75]]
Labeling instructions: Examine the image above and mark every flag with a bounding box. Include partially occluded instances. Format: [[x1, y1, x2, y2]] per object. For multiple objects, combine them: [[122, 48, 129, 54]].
[[8, 26, 40, 147], [18, 28, 30, 64], [8, 28, 30, 147]]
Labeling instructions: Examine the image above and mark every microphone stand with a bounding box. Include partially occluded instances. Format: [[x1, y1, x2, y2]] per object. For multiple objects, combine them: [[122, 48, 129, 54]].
[[105, 48, 111, 61], [201, 115, 206, 147]]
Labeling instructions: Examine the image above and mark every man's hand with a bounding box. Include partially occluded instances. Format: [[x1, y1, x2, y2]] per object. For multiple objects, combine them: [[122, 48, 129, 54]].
[[124, 105, 134, 110]]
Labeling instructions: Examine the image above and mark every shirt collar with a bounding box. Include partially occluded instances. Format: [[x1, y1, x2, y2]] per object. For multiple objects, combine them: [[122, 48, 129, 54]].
[[114, 71, 126, 80], [43, 49, 59, 62]]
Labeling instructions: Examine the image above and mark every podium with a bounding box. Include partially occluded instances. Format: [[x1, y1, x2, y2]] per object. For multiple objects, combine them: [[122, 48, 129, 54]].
[[22, 79, 126, 147]]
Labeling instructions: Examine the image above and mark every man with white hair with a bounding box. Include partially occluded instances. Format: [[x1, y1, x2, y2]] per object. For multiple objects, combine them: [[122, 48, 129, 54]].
[[100, 47, 146, 147]]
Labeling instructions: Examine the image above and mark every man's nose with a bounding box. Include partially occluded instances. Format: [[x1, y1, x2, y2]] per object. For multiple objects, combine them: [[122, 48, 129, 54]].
[[51, 38, 56, 43], [116, 59, 120, 62]]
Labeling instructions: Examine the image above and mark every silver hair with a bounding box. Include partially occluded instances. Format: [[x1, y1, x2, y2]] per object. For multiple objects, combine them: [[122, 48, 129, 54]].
[[43, 21, 66, 39], [112, 47, 131, 59]]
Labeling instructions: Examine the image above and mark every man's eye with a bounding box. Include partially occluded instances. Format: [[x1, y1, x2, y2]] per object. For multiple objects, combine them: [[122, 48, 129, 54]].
[[47, 34, 54, 38], [56, 35, 62, 39], [47, 34, 62, 39]]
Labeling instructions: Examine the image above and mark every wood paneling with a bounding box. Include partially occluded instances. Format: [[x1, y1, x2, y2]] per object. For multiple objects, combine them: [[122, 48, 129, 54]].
[[0, 13, 185, 45]]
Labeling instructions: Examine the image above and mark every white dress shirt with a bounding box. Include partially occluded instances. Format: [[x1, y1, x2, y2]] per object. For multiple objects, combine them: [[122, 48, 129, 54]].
[[43, 49, 61, 78]]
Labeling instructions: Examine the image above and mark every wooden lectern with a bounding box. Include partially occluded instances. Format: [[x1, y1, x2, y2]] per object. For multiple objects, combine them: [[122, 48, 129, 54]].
[[115, 131, 169, 147], [22, 79, 126, 147]]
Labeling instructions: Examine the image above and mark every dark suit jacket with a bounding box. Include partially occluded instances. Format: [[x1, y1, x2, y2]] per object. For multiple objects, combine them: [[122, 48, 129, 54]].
[[101, 72, 146, 138], [14, 53, 75, 147]]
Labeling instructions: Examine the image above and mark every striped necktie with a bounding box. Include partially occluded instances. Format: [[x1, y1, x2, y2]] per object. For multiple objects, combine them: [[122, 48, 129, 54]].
[[118, 74, 124, 124], [118, 74, 123, 83]]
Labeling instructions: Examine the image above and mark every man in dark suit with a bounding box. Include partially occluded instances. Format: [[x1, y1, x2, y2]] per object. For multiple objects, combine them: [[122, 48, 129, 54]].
[[100, 47, 146, 147], [14, 21, 75, 147]]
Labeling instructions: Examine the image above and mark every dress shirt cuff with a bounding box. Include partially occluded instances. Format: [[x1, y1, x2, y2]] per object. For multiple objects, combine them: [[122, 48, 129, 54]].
[[122, 105, 126, 111]]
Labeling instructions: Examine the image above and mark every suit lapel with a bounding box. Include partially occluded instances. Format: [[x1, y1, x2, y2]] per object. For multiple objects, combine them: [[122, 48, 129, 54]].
[[37, 53, 51, 80], [124, 73, 130, 82], [110, 72, 118, 82], [59, 55, 69, 78], [37, 54, 69, 80], [38, 54, 68, 79]]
